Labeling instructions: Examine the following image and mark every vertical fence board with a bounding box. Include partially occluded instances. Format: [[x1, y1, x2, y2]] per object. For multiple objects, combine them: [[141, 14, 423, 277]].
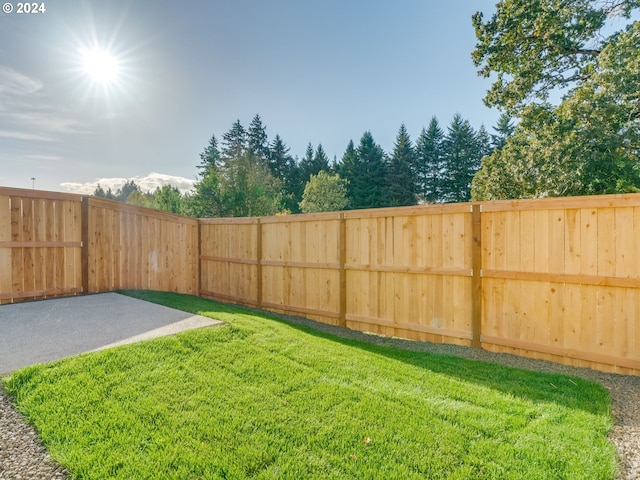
[[0, 196, 11, 303]]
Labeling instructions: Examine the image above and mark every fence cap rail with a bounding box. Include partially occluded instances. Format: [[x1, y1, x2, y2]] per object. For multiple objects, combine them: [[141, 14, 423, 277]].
[[0, 186, 83, 201], [342, 202, 472, 219], [478, 192, 640, 212], [87, 196, 199, 224]]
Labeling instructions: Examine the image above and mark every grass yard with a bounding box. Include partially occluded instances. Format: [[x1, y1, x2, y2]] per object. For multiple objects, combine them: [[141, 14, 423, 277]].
[[3, 291, 616, 479]]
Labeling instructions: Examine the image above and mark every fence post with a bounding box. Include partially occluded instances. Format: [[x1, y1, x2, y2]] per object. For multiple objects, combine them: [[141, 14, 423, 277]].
[[471, 203, 482, 348], [196, 220, 202, 297], [339, 213, 347, 327], [256, 218, 262, 308], [80, 196, 89, 294]]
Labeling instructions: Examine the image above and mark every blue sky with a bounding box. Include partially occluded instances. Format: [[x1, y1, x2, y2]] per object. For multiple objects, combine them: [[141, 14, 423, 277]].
[[1, 0, 500, 194]]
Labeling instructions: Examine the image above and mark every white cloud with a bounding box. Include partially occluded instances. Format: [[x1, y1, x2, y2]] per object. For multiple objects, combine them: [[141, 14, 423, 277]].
[[0, 66, 89, 142], [136, 172, 196, 194], [9, 111, 90, 135], [0, 66, 43, 95], [0, 129, 57, 142], [60, 172, 196, 196], [25, 154, 64, 162]]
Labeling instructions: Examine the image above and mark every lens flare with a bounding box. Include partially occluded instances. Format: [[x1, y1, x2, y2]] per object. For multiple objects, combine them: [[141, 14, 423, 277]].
[[82, 48, 119, 84]]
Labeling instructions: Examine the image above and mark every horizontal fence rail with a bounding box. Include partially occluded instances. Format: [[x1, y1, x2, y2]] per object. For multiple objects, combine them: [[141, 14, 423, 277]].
[[1, 186, 639, 376]]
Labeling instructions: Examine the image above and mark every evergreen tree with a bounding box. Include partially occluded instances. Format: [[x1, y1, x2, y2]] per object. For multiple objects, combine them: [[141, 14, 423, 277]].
[[268, 134, 292, 179], [336, 140, 357, 204], [188, 133, 223, 217], [220, 120, 247, 169], [414, 117, 445, 203], [115, 180, 142, 202], [298, 143, 315, 183], [347, 131, 389, 209], [93, 184, 107, 198], [154, 185, 183, 214], [198, 134, 220, 177], [298, 143, 331, 185], [476, 125, 493, 159], [247, 114, 269, 164], [269, 134, 301, 213], [185, 168, 224, 218], [491, 113, 515, 151], [312, 144, 331, 174], [442, 114, 482, 203], [218, 118, 283, 216], [387, 124, 417, 207]]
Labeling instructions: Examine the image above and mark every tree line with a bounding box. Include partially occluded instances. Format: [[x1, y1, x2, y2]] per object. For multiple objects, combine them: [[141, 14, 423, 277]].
[[96, 113, 512, 217]]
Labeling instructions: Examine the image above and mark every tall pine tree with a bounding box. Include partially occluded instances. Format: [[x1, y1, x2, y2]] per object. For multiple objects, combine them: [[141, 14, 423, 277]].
[[336, 139, 357, 202], [476, 125, 493, 159], [442, 114, 482, 203], [299, 143, 331, 185], [414, 117, 445, 203], [220, 120, 247, 169], [247, 114, 270, 164], [387, 124, 417, 206], [347, 131, 389, 209], [313, 144, 331, 173], [186, 133, 225, 218], [208, 118, 284, 217], [197, 134, 220, 177], [491, 113, 515, 151], [269, 134, 301, 213]]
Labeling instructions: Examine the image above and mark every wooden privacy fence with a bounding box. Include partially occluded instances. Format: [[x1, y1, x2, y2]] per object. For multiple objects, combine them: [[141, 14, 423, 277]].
[[2, 185, 639, 376], [200, 194, 640, 376], [0, 188, 82, 303], [0, 187, 198, 304]]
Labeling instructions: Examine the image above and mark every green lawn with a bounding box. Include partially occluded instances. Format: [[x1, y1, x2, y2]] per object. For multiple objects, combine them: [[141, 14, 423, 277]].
[[3, 290, 617, 479]]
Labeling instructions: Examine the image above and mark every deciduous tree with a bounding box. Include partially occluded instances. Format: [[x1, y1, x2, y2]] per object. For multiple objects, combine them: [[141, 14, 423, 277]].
[[471, 6, 640, 199], [299, 171, 349, 213]]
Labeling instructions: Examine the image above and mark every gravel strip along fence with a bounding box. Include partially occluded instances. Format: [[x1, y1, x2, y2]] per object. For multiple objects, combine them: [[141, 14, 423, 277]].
[[1, 311, 638, 479]]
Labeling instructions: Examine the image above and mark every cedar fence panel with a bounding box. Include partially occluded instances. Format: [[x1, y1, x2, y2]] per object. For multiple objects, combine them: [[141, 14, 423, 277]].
[[260, 213, 342, 324], [0, 188, 83, 304], [86, 197, 199, 294], [199, 218, 260, 306], [0, 188, 199, 303], [342, 205, 474, 345], [480, 195, 640, 375]]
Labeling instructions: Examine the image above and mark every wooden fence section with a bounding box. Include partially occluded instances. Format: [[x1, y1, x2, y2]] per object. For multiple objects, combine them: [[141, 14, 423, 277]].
[[479, 195, 640, 375], [343, 205, 475, 345], [86, 197, 199, 294], [200, 195, 640, 375], [0, 187, 199, 303], [261, 213, 343, 324], [200, 218, 259, 306], [0, 188, 83, 304]]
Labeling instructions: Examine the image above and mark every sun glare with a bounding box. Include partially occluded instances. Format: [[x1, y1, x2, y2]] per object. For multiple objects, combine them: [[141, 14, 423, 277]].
[[82, 48, 119, 84]]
